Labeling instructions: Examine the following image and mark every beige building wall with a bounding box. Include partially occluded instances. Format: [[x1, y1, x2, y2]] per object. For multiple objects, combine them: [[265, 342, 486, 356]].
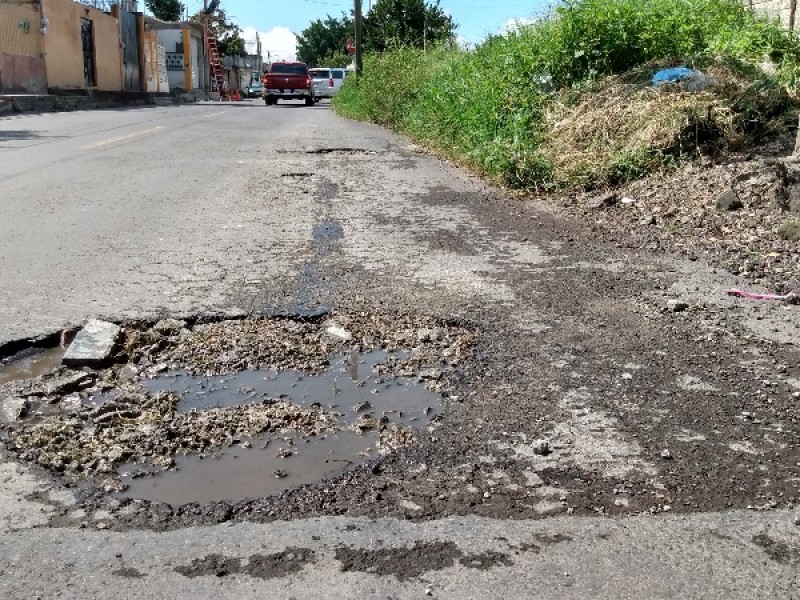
[[749, 0, 798, 28], [0, 1, 43, 56], [0, 0, 47, 93], [43, 0, 122, 91]]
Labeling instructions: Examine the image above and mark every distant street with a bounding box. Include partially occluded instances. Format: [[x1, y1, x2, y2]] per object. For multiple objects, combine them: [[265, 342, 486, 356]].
[[1, 100, 798, 598]]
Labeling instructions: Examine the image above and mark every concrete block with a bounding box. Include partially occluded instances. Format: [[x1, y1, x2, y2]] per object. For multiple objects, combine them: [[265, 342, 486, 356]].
[[1, 396, 29, 423], [62, 320, 121, 368]]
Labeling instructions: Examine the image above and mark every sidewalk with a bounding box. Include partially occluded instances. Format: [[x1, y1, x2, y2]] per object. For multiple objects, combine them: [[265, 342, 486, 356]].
[[0, 90, 210, 116]]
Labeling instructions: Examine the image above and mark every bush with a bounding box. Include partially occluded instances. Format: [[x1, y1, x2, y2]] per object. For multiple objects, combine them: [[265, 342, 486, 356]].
[[333, 0, 800, 191]]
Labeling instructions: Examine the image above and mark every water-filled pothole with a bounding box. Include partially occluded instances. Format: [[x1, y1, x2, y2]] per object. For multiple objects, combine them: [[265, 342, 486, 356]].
[[0, 346, 65, 386], [0, 313, 474, 507], [118, 351, 441, 505]]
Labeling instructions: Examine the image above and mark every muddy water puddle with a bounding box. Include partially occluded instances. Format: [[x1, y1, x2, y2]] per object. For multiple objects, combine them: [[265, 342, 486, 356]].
[[118, 431, 376, 505], [0, 346, 65, 386], [120, 351, 442, 505]]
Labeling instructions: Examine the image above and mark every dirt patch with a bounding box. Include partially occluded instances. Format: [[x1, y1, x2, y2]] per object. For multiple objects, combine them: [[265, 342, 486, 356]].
[[458, 550, 514, 570], [244, 548, 316, 579], [175, 554, 242, 578], [335, 541, 462, 579], [752, 533, 800, 566], [175, 548, 316, 579], [111, 567, 146, 579]]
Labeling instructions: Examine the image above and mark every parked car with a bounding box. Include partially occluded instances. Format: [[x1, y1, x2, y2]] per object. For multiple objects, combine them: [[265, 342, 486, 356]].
[[309, 67, 349, 100], [263, 61, 313, 106], [246, 80, 263, 98]]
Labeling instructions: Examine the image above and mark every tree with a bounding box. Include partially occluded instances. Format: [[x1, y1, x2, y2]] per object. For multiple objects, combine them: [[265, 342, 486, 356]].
[[364, 0, 455, 52], [145, 0, 183, 22], [194, 7, 247, 57], [297, 14, 354, 67]]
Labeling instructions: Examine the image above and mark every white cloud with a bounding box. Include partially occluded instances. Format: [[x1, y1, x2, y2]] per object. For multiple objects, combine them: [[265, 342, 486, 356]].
[[241, 25, 297, 63], [501, 17, 538, 35]]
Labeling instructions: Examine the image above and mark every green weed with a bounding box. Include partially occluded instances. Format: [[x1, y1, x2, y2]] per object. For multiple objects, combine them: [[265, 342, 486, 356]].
[[333, 0, 800, 191]]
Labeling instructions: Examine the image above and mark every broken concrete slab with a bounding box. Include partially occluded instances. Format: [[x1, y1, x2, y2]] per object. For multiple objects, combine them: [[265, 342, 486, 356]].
[[62, 320, 121, 368], [1, 396, 29, 423]]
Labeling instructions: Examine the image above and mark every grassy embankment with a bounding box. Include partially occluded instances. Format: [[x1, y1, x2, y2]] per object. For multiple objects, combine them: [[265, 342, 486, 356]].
[[333, 0, 800, 192]]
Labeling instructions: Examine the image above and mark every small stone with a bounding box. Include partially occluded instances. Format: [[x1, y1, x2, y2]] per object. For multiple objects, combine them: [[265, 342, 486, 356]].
[[118, 365, 139, 382], [152, 319, 187, 334], [425, 586, 434, 596], [667, 299, 690, 313], [1, 396, 29, 422], [641, 215, 657, 226], [620, 196, 636, 205], [715, 188, 743, 211], [587, 192, 618, 210], [324, 320, 351, 341], [531, 439, 551, 456], [419, 369, 443, 381], [661, 449, 673, 460], [353, 400, 371, 412]]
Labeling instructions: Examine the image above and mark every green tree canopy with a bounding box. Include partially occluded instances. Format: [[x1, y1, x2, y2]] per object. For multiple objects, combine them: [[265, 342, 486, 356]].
[[364, 0, 455, 52], [145, 0, 183, 21], [297, 14, 354, 67], [193, 7, 247, 57]]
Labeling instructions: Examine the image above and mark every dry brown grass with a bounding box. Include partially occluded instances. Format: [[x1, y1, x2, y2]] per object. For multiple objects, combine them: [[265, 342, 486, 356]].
[[537, 64, 779, 189]]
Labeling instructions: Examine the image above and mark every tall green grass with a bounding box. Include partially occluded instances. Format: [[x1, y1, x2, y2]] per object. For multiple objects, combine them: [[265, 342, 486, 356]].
[[333, 0, 800, 190]]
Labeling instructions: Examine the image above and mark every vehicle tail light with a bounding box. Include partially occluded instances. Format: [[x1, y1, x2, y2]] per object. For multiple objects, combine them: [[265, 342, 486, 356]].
[[328, 78, 334, 88], [305, 76, 311, 87]]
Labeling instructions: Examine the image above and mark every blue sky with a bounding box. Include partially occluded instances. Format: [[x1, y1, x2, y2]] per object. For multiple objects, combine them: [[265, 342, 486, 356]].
[[178, 0, 551, 61]]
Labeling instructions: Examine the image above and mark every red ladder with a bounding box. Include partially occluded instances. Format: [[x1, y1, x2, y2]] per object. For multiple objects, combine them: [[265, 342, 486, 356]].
[[204, 25, 227, 100]]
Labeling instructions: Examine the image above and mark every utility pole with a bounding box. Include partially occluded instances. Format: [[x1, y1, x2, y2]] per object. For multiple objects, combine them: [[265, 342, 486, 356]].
[[354, 0, 363, 77]]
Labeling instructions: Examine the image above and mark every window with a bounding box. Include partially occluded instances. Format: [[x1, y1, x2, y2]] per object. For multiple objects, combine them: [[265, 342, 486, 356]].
[[310, 69, 330, 79], [270, 63, 308, 75]]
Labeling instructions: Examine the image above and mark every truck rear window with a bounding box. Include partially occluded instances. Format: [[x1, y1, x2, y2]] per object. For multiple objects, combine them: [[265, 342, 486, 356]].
[[310, 69, 330, 78], [270, 64, 308, 75], [332, 71, 344, 79]]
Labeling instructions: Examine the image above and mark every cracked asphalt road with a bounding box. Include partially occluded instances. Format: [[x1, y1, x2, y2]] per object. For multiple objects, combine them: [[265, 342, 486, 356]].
[[1, 100, 798, 598]]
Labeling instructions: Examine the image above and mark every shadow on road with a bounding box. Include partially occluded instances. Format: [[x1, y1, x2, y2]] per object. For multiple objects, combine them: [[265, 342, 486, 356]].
[[0, 130, 65, 145]]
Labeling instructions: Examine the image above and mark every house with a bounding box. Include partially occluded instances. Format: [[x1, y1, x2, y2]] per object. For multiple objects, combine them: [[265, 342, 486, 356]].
[[0, 0, 48, 94], [144, 16, 209, 94], [1, 0, 127, 94]]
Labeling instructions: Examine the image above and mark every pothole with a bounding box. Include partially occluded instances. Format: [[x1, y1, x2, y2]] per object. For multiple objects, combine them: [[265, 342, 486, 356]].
[[0, 346, 65, 387], [276, 148, 379, 156], [0, 313, 475, 506]]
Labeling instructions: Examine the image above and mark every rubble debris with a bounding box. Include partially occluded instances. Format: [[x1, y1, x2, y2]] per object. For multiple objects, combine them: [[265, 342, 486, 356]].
[[62, 320, 121, 368]]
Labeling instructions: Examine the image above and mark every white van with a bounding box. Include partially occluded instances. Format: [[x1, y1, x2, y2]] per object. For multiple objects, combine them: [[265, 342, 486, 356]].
[[309, 67, 349, 100]]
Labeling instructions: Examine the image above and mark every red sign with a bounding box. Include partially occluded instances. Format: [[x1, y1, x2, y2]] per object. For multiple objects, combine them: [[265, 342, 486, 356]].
[[345, 37, 355, 55]]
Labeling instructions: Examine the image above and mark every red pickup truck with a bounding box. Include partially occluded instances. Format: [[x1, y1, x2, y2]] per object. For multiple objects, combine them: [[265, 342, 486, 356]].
[[262, 61, 314, 106]]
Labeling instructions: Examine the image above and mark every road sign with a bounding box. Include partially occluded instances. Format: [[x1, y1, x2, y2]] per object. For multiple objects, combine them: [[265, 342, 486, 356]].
[[345, 37, 355, 55]]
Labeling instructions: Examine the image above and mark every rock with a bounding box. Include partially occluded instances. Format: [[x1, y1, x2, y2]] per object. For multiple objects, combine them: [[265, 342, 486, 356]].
[[715, 188, 743, 211], [323, 320, 351, 341], [661, 449, 673, 460], [118, 364, 140, 382], [62, 320, 121, 368], [419, 368, 443, 381], [587, 192, 618, 210], [532, 439, 551, 456], [1, 396, 29, 422], [777, 220, 800, 242], [152, 319, 187, 335], [44, 371, 95, 396], [667, 299, 690, 313], [620, 196, 636, 205]]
